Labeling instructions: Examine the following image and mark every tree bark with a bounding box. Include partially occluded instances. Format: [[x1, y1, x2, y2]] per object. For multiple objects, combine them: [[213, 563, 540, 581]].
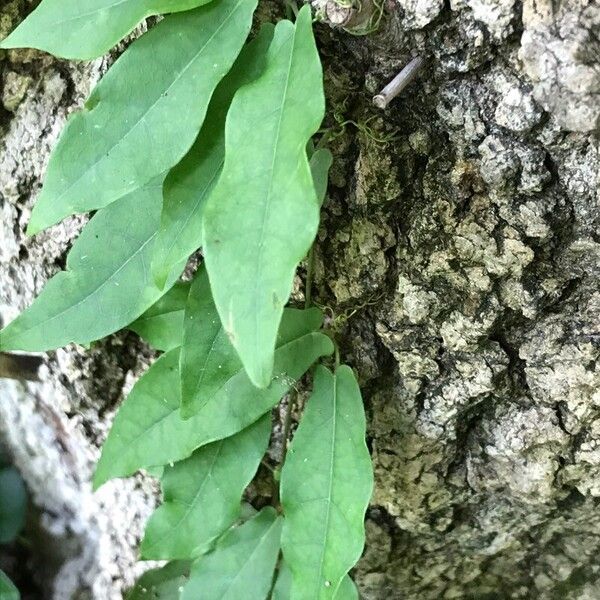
[[0, 0, 598, 598]]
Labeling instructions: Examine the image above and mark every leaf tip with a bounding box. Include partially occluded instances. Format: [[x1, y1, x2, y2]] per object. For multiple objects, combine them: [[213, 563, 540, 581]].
[[178, 404, 194, 421], [92, 461, 110, 491], [246, 361, 274, 390], [138, 536, 153, 560], [26, 204, 54, 235], [0, 329, 9, 351], [152, 269, 169, 291], [91, 473, 105, 492], [0, 34, 17, 51], [150, 251, 168, 288], [322, 334, 335, 357], [25, 219, 41, 237]]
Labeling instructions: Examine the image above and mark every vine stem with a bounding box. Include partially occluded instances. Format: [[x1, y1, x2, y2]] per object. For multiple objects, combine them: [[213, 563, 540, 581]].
[[280, 390, 296, 468], [304, 245, 315, 310], [273, 244, 317, 506]]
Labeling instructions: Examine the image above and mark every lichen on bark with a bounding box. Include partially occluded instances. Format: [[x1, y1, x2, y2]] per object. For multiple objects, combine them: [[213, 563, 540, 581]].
[[314, 0, 599, 597]]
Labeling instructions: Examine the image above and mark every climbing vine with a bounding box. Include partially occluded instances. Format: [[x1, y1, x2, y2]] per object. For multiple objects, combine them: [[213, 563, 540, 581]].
[[0, 0, 373, 597]]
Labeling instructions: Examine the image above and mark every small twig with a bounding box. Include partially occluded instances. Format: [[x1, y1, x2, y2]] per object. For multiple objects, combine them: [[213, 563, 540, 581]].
[[261, 458, 275, 473], [272, 389, 297, 507], [281, 392, 297, 464], [373, 56, 425, 109], [305, 246, 315, 309], [0, 352, 43, 382]]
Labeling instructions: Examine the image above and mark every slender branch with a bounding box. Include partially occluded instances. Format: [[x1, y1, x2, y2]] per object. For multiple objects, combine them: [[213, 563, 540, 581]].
[[273, 244, 318, 506], [281, 391, 297, 461], [272, 388, 296, 507], [0, 352, 43, 381], [373, 56, 425, 109], [305, 246, 315, 309]]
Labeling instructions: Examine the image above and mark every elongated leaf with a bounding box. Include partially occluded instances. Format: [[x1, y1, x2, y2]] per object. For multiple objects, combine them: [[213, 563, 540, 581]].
[[181, 273, 321, 417], [26, 0, 257, 234], [272, 563, 357, 600], [182, 507, 282, 600], [203, 5, 325, 388], [127, 561, 190, 600], [141, 415, 270, 559], [180, 266, 222, 418], [0, 179, 183, 352], [94, 313, 332, 488], [0, 0, 214, 60], [310, 148, 333, 207], [180, 268, 323, 419], [0, 571, 19, 600], [0, 467, 27, 544], [152, 24, 274, 287], [280, 366, 373, 600], [129, 282, 190, 351]]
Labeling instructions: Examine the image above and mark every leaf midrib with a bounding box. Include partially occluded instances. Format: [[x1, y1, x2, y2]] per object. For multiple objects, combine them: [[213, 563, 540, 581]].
[[145, 440, 224, 553], [251, 29, 296, 360], [315, 372, 337, 597], [190, 324, 225, 407], [161, 154, 225, 263], [114, 332, 321, 469], [51, 0, 245, 206], [43, 0, 135, 28], [217, 518, 279, 598], [134, 307, 183, 323]]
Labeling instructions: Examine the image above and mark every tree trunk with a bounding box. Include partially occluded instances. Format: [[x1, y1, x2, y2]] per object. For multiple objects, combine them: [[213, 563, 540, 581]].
[[1, 0, 598, 598]]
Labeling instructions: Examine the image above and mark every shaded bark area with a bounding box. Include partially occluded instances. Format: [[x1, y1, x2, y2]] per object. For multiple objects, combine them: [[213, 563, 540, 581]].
[[312, 1, 600, 597], [0, 0, 599, 598]]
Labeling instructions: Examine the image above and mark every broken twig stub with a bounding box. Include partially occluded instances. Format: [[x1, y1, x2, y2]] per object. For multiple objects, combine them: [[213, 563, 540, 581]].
[[373, 56, 425, 109]]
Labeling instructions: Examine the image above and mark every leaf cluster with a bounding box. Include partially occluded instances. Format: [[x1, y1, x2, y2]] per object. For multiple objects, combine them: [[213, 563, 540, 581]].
[[0, 1, 374, 597]]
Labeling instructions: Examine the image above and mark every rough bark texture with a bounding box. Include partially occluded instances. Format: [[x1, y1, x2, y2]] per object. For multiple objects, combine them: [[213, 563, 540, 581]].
[[1, 0, 599, 598]]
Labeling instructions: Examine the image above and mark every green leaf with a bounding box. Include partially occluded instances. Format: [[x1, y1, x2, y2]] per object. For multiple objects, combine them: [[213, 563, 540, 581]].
[[310, 148, 333, 207], [272, 563, 358, 600], [280, 366, 373, 600], [203, 5, 325, 388], [94, 311, 332, 488], [152, 23, 274, 287], [145, 465, 164, 479], [0, 467, 26, 544], [335, 575, 359, 600], [0, 179, 183, 352], [271, 562, 292, 600], [26, 0, 258, 234], [141, 415, 271, 560], [182, 507, 282, 600], [179, 266, 222, 418], [129, 282, 190, 351], [0, 571, 19, 600], [126, 561, 190, 600], [0, 0, 214, 60], [181, 268, 324, 418]]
